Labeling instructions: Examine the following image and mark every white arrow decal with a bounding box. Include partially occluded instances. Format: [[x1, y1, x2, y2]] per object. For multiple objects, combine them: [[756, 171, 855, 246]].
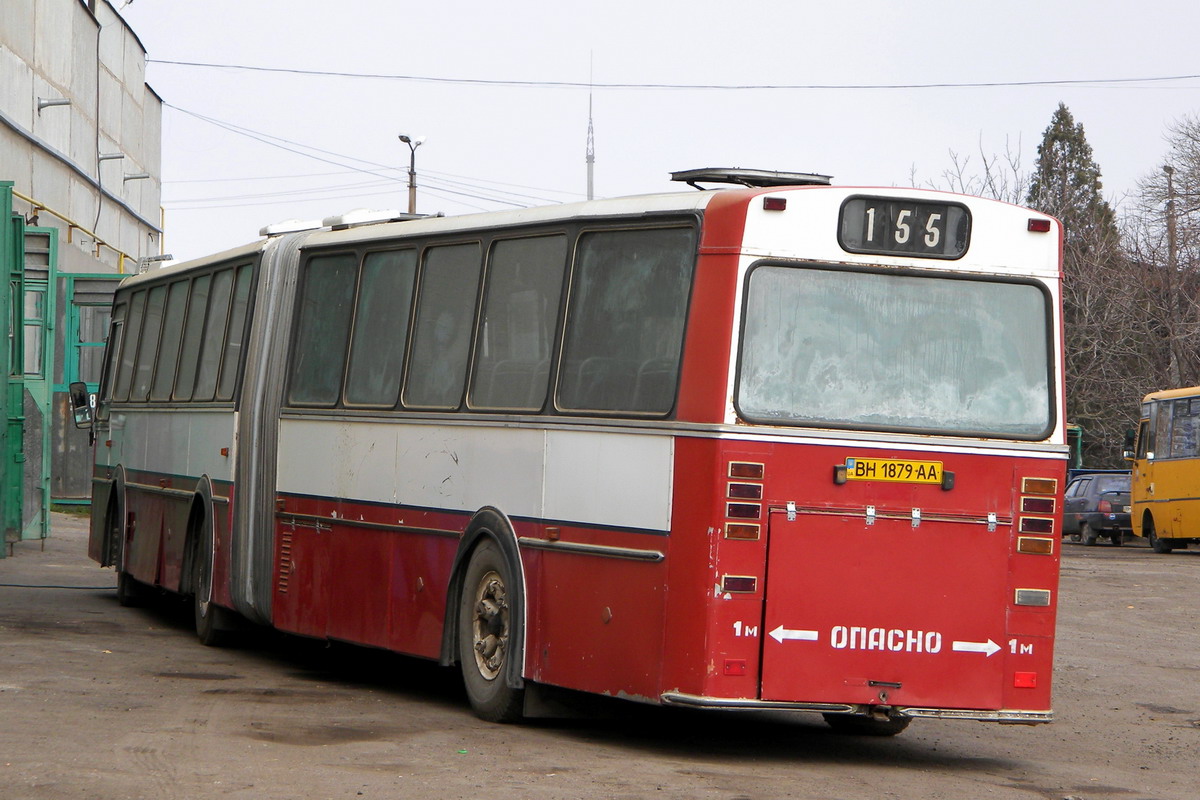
[[769, 625, 820, 644], [951, 639, 1001, 657]]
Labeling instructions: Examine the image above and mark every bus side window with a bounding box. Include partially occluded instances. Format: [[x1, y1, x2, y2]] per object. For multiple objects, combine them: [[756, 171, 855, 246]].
[[150, 281, 190, 402], [1135, 420, 1150, 459], [403, 243, 483, 409], [216, 265, 255, 401], [288, 254, 359, 407], [112, 289, 147, 403], [130, 284, 168, 402], [193, 269, 236, 402], [96, 301, 126, 420], [1154, 400, 1173, 460], [557, 226, 695, 415], [470, 235, 567, 412], [344, 249, 418, 407]]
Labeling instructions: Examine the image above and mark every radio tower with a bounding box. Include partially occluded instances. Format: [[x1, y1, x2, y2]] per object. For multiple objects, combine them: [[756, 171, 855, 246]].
[[586, 55, 595, 200], [586, 93, 595, 200]]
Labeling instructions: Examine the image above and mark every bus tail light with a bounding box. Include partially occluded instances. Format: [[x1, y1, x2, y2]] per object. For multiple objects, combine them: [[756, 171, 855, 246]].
[[1027, 218, 1051, 232], [763, 196, 787, 211], [725, 523, 760, 540], [1022, 477, 1057, 495], [1017, 536, 1054, 555]]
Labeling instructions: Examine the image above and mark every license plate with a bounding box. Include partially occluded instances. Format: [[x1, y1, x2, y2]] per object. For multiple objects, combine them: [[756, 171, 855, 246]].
[[844, 457, 943, 484]]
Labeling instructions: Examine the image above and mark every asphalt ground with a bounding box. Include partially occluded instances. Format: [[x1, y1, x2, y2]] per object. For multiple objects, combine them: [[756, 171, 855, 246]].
[[0, 514, 1197, 799]]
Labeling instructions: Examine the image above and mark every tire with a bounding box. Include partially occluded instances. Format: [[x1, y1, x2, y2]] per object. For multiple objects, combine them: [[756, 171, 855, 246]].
[[822, 713, 911, 736], [107, 501, 145, 607], [1081, 523, 1098, 546], [190, 511, 236, 647], [1145, 517, 1174, 554], [458, 538, 524, 723], [105, 500, 123, 568], [116, 571, 148, 607]]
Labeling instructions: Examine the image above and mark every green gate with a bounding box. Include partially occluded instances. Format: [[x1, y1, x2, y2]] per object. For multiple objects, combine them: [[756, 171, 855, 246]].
[[2, 182, 24, 553]]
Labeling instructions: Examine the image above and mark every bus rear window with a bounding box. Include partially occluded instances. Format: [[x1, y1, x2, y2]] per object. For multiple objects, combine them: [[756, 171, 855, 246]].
[[736, 265, 1052, 438]]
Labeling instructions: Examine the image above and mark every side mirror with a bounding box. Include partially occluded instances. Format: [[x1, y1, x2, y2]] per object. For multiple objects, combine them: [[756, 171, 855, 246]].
[[69, 381, 95, 429]]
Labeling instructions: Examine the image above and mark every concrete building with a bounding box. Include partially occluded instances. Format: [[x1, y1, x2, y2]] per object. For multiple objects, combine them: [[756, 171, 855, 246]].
[[1, 0, 162, 551]]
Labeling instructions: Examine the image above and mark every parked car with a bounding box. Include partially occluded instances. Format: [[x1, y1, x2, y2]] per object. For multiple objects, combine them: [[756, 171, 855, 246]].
[[1062, 471, 1132, 546]]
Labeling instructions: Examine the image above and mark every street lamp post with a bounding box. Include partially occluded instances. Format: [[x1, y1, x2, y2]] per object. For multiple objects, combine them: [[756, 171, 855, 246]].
[[398, 134, 425, 214]]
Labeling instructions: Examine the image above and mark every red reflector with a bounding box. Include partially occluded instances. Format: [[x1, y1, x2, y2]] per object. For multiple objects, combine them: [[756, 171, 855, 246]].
[[724, 659, 748, 676], [728, 482, 763, 500], [721, 575, 757, 593], [1019, 516, 1054, 534], [1027, 218, 1051, 232], [1013, 671, 1038, 688], [763, 196, 787, 211], [1021, 496, 1055, 514], [727, 503, 761, 519], [729, 462, 764, 480]]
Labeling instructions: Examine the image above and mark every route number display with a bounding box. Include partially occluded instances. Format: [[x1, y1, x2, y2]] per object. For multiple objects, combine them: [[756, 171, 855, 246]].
[[839, 196, 971, 259]]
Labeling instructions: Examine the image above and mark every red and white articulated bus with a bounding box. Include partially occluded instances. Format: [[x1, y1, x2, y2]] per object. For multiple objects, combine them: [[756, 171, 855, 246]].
[[73, 169, 1065, 734]]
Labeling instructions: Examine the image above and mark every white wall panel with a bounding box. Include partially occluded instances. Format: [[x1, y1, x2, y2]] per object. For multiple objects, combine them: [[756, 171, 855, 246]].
[[278, 418, 674, 533]]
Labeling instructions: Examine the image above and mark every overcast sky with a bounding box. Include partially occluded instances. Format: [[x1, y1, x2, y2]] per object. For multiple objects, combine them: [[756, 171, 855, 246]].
[[118, 0, 1200, 263]]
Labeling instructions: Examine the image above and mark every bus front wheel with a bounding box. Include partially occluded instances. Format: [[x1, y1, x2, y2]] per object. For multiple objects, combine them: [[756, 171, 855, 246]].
[[458, 538, 524, 723]]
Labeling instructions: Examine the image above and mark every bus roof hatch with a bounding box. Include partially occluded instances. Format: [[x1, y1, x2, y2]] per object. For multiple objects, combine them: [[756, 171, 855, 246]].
[[670, 168, 833, 189]]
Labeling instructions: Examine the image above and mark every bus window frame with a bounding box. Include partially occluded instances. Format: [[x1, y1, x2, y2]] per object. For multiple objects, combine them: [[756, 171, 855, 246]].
[[101, 257, 261, 410], [552, 221, 698, 419], [400, 239, 485, 412], [466, 232, 571, 414], [732, 259, 1058, 441], [282, 214, 700, 420], [341, 246, 420, 411]]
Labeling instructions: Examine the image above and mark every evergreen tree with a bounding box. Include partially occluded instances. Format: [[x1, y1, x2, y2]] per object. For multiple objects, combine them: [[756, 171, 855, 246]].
[[1027, 104, 1133, 468], [1027, 103, 1119, 252]]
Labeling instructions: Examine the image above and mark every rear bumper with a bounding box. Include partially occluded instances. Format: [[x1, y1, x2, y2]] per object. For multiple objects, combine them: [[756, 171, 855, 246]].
[[660, 692, 1052, 724], [1082, 512, 1131, 533]]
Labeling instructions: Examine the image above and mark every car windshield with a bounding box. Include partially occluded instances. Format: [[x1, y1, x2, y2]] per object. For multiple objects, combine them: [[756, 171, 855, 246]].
[[737, 265, 1053, 438]]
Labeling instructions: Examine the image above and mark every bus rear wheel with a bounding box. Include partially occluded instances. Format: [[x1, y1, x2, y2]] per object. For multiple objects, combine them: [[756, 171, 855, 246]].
[[190, 513, 236, 647], [458, 539, 523, 723], [822, 712, 911, 736], [116, 571, 149, 607], [1146, 518, 1175, 554]]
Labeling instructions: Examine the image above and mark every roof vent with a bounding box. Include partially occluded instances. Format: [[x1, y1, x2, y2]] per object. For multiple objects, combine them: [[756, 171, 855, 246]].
[[259, 218, 323, 237], [670, 168, 833, 189], [321, 208, 424, 230]]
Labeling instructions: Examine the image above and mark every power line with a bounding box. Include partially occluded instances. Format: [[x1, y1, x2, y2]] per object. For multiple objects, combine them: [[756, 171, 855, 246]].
[[148, 59, 1200, 91], [163, 103, 566, 208]]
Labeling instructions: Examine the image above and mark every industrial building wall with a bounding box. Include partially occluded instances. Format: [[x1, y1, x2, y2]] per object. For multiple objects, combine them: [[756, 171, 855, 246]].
[[0, 0, 164, 524]]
